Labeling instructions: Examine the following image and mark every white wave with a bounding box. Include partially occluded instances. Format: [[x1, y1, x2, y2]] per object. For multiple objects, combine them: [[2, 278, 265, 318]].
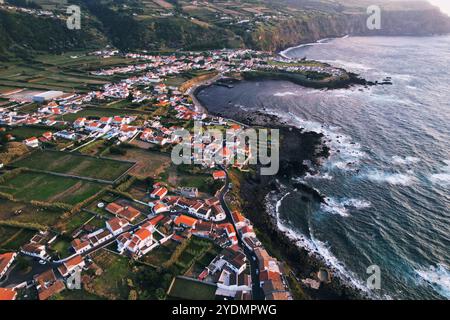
[[273, 91, 298, 97], [321, 59, 373, 72], [265, 190, 377, 298], [363, 170, 416, 186], [391, 155, 421, 165], [415, 264, 450, 299], [270, 111, 367, 172], [429, 160, 450, 187], [321, 197, 371, 217], [280, 37, 335, 58], [304, 172, 333, 180]]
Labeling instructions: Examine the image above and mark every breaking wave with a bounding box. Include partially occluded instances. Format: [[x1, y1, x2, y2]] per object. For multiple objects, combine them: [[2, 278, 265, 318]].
[[415, 264, 450, 299], [320, 197, 372, 217], [265, 189, 377, 298], [273, 91, 298, 97], [363, 170, 416, 186], [391, 155, 421, 165], [429, 160, 450, 187]]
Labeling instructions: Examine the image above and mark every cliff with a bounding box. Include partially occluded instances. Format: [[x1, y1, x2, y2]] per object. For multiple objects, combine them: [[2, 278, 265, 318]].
[[249, 8, 450, 51]]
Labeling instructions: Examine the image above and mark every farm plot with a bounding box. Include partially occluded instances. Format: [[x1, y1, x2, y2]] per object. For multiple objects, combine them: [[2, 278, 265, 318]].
[[12, 150, 134, 182], [167, 276, 217, 300], [0, 171, 104, 205]]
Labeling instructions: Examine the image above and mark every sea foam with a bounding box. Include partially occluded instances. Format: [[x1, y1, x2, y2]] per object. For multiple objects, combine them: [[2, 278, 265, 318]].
[[429, 160, 450, 187], [320, 197, 371, 217], [363, 170, 416, 186], [265, 189, 377, 298], [416, 264, 450, 299], [391, 155, 421, 165]]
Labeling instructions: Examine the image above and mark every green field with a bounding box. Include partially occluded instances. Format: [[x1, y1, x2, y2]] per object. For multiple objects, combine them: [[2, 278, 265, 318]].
[[168, 276, 217, 300], [0, 199, 63, 228], [0, 172, 103, 205], [57, 107, 143, 122], [12, 150, 134, 181], [0, 126, 58, 142], [0, 225, 35, 250]]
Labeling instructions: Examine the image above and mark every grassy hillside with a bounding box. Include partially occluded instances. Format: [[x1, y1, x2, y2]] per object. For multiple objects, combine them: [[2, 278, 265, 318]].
[[0, 0, 449, 59]]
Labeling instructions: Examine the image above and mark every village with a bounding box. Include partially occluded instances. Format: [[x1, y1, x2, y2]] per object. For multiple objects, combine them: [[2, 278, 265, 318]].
[[0, 46, 310, 300], [0, 45, 341, 301]]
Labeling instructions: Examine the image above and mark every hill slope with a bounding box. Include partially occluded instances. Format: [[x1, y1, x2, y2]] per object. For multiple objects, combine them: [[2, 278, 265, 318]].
[[0, 0, 449, 58]]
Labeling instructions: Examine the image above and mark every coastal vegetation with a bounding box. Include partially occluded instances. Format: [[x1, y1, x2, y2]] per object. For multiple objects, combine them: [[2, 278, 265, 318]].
[[1, 0, 449, 60]]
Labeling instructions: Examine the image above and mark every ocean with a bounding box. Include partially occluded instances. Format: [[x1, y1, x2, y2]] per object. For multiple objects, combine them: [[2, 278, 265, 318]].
[[197, 36, 450, 299]]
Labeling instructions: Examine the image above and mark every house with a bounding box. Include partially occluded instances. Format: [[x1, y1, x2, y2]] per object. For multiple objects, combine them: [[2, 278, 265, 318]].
[[174, 215, 198, 229], [254, 248, 281, 275], [54, 130, 77, 140], [213, 170, 226, 180], [0, 288, 17, 300], [34, 269, 66, 300], [211, 205, 226, 222], [105, 202, 141, 222], [99, 117, 112, 124], [178, 187, 198, 198], [42, 131, 53, 141], [221, 247, 247, 274], [0, 252, 17, 279], [71, 239, 92, 255], [119, 125, 138, 138], [240, 225, 256, 239], [117, 227, 156, 257], [23, 136, 39, 148], [150, 187, 168, 200], [205, 247, 247, 277], [74, 117, 86, 128], [232, 210, 247, 229], [87, 229, 113, 247], [216, 268, 252, 298], [21, 243, 47, 259], [152, 201, 170, 215], [106, 217, 130, 236], [58, 255, 85, 278]]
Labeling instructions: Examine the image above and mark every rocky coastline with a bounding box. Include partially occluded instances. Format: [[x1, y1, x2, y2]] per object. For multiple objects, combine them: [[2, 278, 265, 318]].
[[194, 87, 368, 299]]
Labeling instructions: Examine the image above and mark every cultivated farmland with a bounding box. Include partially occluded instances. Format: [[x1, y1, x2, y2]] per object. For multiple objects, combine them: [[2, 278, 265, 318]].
[[0, 171, 104, 205], [12, 150, 134, 182]]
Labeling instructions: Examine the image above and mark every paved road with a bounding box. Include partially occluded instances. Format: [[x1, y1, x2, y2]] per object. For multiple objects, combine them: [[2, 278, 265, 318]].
[[217, 167, 264, 300], [186, 73, 222, 113]]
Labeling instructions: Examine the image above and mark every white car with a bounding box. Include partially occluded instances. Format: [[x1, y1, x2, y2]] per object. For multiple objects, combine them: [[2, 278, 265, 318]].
[[38, 260, 47, 265]]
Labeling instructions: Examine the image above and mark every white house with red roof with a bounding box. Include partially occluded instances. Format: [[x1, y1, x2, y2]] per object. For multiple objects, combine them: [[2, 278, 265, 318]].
[[71, 239, 92, 255], [58, 255, 85, 278], [150, 187, 168, 200], [106, 217, 130, 236], [23, 136, 39, 148], [116, 226, 156, 257]]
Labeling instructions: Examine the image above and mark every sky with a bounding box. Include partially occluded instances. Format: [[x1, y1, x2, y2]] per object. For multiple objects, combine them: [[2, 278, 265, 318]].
[[428, 0, 450, 15]]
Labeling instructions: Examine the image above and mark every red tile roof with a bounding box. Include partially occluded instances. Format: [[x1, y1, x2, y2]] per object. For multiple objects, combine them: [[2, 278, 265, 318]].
[[0, 288, 16, 300], [174, 215, 198, 228], [0, 252, 16, 274], [213, 170, 226, 180]]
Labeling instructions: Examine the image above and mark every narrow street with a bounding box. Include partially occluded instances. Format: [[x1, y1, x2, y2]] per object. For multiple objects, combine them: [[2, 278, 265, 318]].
[[217, 168, 264, 300]]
